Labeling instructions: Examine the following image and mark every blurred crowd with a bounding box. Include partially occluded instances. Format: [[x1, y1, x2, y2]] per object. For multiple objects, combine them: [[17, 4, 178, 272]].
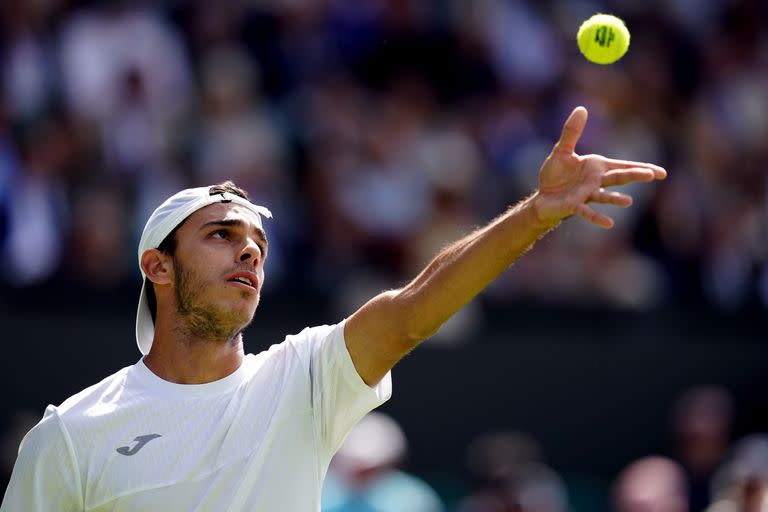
[[0, 0, 766, 311], [317, 386, 768, 511], [1, 0, 767, 509]]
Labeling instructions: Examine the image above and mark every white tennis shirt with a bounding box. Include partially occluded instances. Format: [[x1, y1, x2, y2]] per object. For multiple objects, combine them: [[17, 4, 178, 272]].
[[1, 321, 392, 511]]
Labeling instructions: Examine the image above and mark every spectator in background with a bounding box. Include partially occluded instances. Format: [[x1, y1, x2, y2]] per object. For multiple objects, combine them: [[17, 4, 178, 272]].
[[332, 80, 435, 276], [65, 185, 131, 290], [613, 456, 688, 512], [457, 431, 569, 512], [1, 118, 69, 286], [706, 434, 768, 512], [672, 386, 734, 512], [1, 1, 57, 122], [57, 1, 190, 123], [322, 412, 444, 512], [102, 68, 165, 186], [474, 0, 564, 92]]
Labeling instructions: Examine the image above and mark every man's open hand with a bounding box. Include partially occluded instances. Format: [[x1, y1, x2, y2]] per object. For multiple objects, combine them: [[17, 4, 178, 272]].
[[533, 106, 667, 229]]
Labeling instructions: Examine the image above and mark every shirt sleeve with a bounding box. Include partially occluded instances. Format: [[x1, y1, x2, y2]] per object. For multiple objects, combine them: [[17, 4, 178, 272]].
[[0, 406, 83, 512], [288, 321, 392, 458]]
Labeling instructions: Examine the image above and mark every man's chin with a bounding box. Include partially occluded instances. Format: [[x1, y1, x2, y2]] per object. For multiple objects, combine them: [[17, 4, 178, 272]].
[[234, 288, 260, 309], [236, 298, 259, 322], [224, 303, 258, 335], [178, 300, 258, 343]]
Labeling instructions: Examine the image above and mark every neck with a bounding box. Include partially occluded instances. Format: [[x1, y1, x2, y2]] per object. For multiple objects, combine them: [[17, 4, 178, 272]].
[[143, 315, 245, 384]]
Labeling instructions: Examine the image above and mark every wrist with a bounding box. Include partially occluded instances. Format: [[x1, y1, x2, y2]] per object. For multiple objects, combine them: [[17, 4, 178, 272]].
[[528, 191, 563, 231]]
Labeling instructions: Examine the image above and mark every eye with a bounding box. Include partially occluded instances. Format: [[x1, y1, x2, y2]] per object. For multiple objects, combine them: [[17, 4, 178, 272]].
[[212, 229, 229, 239]]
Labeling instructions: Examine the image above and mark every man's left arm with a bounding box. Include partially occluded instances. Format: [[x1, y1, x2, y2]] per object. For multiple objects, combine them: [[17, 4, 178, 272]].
[[344, 106, 667, 385]]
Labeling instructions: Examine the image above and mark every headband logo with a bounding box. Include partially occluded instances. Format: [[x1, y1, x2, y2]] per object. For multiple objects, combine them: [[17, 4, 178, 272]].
[[219, 193, 232, 203]]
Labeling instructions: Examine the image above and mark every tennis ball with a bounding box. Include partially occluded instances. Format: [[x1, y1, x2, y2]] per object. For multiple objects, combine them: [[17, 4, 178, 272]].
[[577, 14, 630, 65]]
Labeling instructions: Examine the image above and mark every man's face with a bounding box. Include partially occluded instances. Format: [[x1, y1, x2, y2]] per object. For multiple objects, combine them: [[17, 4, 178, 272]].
[[168, 203, 268, 341]]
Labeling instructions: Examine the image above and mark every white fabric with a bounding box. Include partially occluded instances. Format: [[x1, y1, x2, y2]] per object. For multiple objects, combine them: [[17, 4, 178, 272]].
[[135, 186, 272, 355], [1, 321, 391, 512]]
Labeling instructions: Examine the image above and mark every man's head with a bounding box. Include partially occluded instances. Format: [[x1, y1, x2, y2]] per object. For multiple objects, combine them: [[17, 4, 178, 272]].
[[613, 456, 688, 512], [136, 182, 272, 354]]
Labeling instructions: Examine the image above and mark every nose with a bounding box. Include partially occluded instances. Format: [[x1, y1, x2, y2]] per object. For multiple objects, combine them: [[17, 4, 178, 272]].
[[238, 237, 262, 265]]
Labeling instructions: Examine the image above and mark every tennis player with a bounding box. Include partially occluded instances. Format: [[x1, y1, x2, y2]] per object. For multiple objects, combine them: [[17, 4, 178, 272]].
[[1, 107, 665, 511]]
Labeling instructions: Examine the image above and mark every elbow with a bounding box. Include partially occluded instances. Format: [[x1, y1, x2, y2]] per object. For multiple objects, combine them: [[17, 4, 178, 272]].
[[392, 288, 441, 346], [404, 316, 440, 345], [407, 326, 439, 346]]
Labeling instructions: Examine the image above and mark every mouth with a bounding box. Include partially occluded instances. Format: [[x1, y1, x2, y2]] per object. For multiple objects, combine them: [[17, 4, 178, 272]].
[[227, 271, 259, 291]]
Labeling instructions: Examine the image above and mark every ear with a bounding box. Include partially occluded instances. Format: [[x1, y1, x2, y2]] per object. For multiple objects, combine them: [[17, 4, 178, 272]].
[[141, 249, 173, 285]]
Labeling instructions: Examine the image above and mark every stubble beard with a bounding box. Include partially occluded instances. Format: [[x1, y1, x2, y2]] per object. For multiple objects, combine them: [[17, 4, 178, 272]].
[[172, 258, 258, 345]]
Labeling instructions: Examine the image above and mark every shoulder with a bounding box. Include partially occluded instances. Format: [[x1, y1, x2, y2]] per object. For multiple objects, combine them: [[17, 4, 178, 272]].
[[240, 323, 345, 386], [284, 322, 344, 356], [286, 323, 341, 345], [16, 405, 76, 472], [14, 405, 79, 484], [56, 364, 135, 420], [15, 364, 135, 467], [6, 405, 84, 509], [247, 322, 344, 368], [20, 405, 69, 453]]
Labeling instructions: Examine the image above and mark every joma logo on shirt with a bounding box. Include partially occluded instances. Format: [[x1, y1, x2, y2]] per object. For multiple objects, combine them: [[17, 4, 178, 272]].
[[116, 434, 162, 456]]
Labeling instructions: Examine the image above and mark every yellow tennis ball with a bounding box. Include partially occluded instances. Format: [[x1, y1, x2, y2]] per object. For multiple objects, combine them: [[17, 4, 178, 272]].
[[577, 14, 630, 65]]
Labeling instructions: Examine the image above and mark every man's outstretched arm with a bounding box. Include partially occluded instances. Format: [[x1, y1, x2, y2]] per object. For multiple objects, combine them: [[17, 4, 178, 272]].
[[344, 107, 667, 385]]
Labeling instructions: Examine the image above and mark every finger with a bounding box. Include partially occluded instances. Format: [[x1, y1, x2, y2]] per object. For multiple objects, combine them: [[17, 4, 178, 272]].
[[575, 203, 614, 229], [588, 188, 633, 207], [553, 106, 588, 156], [602, 168, 656, 187], [601, 157, 667, 178]]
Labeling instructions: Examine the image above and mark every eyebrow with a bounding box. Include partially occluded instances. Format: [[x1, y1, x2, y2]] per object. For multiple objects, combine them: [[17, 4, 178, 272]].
[[200, 219, 268, 246]]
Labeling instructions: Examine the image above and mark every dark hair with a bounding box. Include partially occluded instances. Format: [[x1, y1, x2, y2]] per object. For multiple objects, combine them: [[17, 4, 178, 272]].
[[145, 181, 250, 323]]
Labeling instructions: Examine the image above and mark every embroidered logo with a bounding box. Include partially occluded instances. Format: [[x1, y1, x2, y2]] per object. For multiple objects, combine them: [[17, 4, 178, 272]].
[[116, 434, 162, 456]]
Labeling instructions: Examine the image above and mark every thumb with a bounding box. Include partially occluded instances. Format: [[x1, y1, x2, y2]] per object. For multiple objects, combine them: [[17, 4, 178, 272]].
[[553, 106, 588, 156]]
